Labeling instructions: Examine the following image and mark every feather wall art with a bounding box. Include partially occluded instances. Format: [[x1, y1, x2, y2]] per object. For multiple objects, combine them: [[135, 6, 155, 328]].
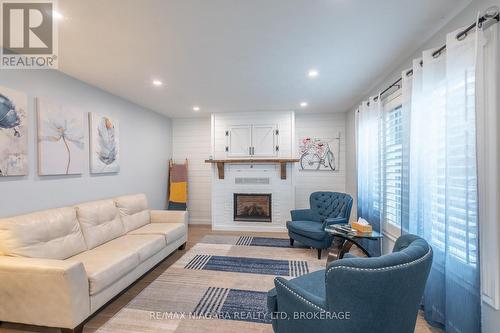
[[89, 112, 120, 173]]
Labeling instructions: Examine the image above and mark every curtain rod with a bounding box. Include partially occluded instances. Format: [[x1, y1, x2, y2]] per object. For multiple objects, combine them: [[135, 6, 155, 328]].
[[371, 9, 500, 103]]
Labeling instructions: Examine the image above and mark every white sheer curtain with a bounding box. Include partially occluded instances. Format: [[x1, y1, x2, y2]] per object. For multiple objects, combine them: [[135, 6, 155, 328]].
[[476, 16, 500, 310], [405, 25, 482, 332], [356, 9, 499, 332], [356, 96, 382, 255], [400, 65, 413, 232]]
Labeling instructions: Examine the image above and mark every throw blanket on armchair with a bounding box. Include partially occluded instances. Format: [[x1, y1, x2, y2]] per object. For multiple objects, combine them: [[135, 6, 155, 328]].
[[168, 159, 188, 210]]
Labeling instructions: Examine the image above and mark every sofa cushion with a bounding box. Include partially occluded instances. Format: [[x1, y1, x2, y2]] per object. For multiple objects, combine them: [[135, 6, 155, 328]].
[[75, 199, 125, 250], [287, 220, 327, 241], [68, 247, 139, 295], [114, 193, 151, 232], [0, 207, 87, 259], [128, 223, 186, 244], [93, 234, 165, 263]]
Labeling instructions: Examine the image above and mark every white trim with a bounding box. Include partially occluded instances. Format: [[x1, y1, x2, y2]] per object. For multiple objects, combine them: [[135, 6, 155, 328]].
[[188, 218, 212, 225], [383, 89, 402, 109], [382, 230, 398, 243], [381, 95, 404, 238], [212, 224, 287, 232], [382, 220, 401, 240], [476, 24, 500, 309]]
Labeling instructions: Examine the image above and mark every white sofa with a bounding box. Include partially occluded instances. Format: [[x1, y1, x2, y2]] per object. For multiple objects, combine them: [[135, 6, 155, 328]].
[[0, 193, 188, 333]]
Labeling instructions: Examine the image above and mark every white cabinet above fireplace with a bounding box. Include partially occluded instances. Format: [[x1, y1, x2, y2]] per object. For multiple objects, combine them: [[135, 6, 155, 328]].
[[226, 124, 278, 158], [226, 125, 252, 157], [252, 125, 278, 156]]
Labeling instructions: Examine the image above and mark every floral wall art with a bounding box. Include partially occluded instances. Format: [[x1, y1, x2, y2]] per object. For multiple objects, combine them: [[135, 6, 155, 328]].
[[89, 112, 119, 173], [0, 86, 28, 177], [37, 98, 85, 175]]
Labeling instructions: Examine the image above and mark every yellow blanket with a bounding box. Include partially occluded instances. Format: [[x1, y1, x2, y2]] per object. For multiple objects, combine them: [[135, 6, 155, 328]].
[[168, 160, 188, 210]]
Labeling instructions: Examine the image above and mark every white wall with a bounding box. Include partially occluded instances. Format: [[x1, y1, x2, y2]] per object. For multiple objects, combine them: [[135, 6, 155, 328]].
[[343, 0, 500, 330], [0, 70, 172, 217], [211, 111, 294, 231], [171, 112, 350, 225], [171, 117, 212, 224], [294, 113, 348, 210]]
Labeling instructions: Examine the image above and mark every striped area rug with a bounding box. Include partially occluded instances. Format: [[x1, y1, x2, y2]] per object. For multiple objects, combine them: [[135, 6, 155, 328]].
[[235, 236, 292, 247], [96, 235, 325, 333], [184, 255, 309, 277]]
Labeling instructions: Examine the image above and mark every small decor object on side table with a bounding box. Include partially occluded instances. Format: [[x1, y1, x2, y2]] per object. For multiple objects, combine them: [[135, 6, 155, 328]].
[[351, 218, 373, 233], [325, 220, 382, 264]]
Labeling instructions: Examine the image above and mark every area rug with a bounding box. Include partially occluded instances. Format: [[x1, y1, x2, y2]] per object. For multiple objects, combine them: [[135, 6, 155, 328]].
[[96, 235, 325, 333]]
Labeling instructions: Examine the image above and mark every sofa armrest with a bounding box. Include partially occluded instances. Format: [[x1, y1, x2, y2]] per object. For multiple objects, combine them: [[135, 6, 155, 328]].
[[150, 210, 188, 226], [0, 256, 90, 329]]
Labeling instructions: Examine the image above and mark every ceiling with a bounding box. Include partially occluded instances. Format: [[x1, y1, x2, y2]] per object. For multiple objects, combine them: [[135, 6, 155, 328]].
[[57, 0, 472, 117]]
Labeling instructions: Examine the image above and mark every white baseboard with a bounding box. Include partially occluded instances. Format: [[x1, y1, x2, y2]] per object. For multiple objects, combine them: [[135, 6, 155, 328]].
[[188, 218, 211, 225], [212, 224, 287, 233]]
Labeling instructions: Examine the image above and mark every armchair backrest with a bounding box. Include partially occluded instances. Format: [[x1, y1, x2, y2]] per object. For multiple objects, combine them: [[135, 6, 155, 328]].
[[324, 234, 432, 333], [309, 192, 353, 222]]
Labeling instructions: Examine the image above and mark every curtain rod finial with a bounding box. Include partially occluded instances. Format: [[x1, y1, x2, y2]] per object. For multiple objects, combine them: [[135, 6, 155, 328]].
[[485, 6, 499, 19]]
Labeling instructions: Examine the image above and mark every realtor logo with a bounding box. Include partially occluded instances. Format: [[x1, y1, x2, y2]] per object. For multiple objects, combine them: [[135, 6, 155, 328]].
[[1, 0, 58, 69]]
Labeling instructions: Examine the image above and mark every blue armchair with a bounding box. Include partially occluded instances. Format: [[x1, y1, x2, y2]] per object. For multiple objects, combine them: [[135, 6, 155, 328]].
[[288, 191, 353, 259], [267, 234, 433, 333]]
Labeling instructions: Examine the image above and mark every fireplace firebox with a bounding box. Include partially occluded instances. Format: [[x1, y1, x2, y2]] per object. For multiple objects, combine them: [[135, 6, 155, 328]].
[[233, 193, 272, 222]]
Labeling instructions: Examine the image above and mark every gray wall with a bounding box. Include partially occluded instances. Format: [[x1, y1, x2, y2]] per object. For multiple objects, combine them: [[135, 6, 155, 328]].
[[344, 0, 500, 331], [0, 70, 172, 217]]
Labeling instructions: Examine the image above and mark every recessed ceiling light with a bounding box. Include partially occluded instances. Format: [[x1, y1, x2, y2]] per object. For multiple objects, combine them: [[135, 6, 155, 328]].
[[300, 102, 308, 108], [192, 106, 200, 111], [308, 69, 319, 78], [53, 11, 64, 20], [152, 80, 163, 87]]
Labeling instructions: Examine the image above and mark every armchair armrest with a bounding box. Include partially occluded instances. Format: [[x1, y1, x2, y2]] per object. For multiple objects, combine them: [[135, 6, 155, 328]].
[[0, 256, 90, 329], [150, 210, 188, 226], [290, 209, 318, 222], [272, 276, 329, 332], [323, 217, 347, 228], [342, 252, 358, 259], [273, 277, 327, 312]]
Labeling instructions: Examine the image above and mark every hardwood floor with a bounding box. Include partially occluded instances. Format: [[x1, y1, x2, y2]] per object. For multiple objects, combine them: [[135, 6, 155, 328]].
[[0, 225, 442, 333]]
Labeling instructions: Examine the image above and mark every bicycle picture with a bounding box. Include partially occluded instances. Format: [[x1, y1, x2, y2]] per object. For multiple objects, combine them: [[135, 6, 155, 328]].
[[299, 137, 339, 171]]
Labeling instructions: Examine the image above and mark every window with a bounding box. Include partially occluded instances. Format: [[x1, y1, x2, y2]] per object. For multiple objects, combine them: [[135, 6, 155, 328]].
[[428, 68, 478, 268], [381, 93, 403, 237]]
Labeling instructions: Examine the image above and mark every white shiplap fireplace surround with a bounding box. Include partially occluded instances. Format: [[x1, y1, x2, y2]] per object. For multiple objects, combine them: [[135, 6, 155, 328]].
[[210, 112, 295, 232]]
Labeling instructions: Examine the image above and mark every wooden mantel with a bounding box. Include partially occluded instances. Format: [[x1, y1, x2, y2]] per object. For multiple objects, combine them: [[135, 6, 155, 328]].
[[204, 159, 299, 180]]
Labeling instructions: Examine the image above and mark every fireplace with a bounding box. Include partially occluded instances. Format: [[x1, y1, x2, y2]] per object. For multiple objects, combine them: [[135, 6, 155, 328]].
[[233, 193, 272, 222]]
